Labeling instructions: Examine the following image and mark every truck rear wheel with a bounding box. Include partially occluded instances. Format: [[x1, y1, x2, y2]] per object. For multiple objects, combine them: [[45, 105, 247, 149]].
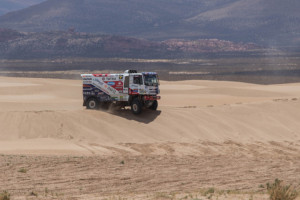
[[149, 100, 158, 110], [131, 99, 142, 114], [86, 98, 98, 109]]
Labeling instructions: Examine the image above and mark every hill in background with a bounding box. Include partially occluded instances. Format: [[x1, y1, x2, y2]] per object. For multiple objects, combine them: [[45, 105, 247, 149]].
[[0, 29, 259, 59], [0, 0, 45, 16], [0, 0, 299, 46]]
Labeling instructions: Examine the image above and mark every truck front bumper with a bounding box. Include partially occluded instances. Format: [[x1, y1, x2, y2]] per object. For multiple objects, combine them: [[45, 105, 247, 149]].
[[143, 95, 161, 101]]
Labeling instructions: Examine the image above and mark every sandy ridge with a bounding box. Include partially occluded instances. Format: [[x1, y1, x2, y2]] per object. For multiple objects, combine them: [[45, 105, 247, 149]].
[[0, 76, 300, 155]]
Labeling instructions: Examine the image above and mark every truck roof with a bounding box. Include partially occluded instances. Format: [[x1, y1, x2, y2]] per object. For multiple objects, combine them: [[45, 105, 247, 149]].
[[81, 72, 157, 78], [142, 72, 157, 75]]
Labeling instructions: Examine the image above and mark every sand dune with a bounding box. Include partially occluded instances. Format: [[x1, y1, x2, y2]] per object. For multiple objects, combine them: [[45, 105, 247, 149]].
[[0, 76, 300, 155], [1, 76, 300, 199]]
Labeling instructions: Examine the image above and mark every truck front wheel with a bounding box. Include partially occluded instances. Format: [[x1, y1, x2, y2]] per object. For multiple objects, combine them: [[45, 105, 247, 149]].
[[149, 100, 158, 110], [86, 98, 98, 109], [131, 99, 142, 114]]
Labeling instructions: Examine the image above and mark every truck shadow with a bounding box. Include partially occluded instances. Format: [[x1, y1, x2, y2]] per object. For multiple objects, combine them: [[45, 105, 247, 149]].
[[105, 108, 161, 124]]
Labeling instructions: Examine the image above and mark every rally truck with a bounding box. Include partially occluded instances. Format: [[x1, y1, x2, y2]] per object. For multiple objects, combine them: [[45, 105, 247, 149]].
[[81, 70, 161, 114]]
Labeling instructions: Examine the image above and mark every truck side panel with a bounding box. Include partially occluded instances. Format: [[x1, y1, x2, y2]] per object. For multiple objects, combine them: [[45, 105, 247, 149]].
[[81, 74, 129, 104], [82, 84, 112, 105]]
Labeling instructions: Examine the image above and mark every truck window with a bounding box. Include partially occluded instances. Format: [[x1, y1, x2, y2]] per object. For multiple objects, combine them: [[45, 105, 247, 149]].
[[144, 74, 159, 86], [133, 75, 143, 85], [124, 76, 129, 88]]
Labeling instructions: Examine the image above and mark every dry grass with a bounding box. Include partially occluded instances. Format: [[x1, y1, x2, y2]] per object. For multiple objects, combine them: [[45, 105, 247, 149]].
[[18, 167, 27, 173], [0, 191, 10, 200], [266, 179, 298, 200]]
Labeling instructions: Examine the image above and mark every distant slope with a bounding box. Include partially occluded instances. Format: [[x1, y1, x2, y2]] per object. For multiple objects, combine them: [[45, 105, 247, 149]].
[[186, 0, 300, 45], [0, 0, 45, 16], [0, 29, 258, 59], [0, 0, 299, 46], [0, 28, 23, 42], [0, 0, 233, 34]]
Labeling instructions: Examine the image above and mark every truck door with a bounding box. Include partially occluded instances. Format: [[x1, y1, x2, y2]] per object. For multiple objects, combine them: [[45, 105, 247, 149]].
[[130, 74, 143, 94], [123, 75, 129, 94]]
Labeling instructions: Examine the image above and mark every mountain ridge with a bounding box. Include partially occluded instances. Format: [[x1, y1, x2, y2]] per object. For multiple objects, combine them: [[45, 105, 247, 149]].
[[0, 0, 299, 46], [0, 0, 45, 16]]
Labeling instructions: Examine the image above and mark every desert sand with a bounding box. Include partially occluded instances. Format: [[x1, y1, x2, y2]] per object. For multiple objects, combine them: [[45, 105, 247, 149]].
[[0, 76, 300, 199]]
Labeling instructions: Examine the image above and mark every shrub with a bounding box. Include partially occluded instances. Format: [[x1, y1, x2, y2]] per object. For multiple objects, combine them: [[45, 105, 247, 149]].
[[18, 168, 27, 173], [30, 191, 38, 197], [204, 188, 215, 196], [266, 179, 298, 200], [0, 191, 10, 200]]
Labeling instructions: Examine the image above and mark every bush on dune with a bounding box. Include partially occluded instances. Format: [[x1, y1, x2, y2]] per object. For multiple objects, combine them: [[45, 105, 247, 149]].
[[0, 191, 10, 200], [267, 179, 298, 200]]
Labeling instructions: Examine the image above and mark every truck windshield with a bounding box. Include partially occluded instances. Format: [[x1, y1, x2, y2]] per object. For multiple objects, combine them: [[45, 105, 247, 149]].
[[144, 74, 159, 86]]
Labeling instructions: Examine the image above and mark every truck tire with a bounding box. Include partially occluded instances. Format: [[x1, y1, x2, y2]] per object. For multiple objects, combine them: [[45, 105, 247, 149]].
[[131, 99, 142, 114], [149, 100, 158, 110], [86, 98, 98, 109]]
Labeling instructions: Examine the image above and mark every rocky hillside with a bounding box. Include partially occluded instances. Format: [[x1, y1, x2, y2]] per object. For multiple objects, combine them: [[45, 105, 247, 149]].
[[0, 28, 23, 42], [0, 29, 259, 59], [0, 0, 299, 46]]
